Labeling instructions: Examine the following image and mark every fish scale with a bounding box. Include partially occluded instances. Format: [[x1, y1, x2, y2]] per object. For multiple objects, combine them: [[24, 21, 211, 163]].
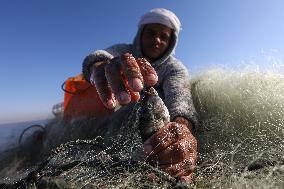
[[138, 87, 170, 142]]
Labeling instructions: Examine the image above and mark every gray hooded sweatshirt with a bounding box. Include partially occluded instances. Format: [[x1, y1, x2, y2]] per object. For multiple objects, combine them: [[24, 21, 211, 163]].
[[82, 10, 198, 129]]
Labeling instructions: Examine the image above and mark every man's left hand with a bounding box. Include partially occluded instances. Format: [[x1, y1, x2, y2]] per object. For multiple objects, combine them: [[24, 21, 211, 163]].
[[143, 117, 197, 182]]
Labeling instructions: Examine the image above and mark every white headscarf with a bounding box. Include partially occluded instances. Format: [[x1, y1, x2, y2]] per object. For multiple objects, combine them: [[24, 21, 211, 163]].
[[138, 8, 181, 34]]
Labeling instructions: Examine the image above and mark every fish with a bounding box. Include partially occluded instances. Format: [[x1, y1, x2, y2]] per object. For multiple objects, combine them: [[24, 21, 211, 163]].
[[138, 87, 170, 142]]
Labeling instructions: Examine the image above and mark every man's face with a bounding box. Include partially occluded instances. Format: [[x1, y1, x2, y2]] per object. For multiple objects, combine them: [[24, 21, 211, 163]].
[[141, 23, 172, 62]]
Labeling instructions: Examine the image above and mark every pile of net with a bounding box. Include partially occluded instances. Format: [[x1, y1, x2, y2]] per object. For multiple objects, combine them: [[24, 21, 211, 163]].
[[192, 69, 284, 188], [1, 68, 284, 188], [0, 118, 187, 188], [0, 88, 188, 189]]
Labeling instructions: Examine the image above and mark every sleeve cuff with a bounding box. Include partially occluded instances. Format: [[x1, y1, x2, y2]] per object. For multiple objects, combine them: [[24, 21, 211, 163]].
[[82, 50, 114, 81]]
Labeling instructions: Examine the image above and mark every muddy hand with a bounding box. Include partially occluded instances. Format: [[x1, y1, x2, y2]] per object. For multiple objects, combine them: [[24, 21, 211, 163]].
[[89, 53, 158, 109], [143, 117, 197, 182]]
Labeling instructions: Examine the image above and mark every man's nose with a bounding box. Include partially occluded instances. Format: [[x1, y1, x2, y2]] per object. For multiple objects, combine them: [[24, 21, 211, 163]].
[[153, 36, 161, 44]]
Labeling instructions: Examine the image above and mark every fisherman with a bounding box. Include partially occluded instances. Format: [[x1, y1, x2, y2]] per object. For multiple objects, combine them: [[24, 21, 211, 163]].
[[81, 8, 198, 182]]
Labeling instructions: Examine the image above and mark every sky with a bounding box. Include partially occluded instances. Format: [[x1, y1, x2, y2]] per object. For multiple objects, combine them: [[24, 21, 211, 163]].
[[0, 0, 284, 124]]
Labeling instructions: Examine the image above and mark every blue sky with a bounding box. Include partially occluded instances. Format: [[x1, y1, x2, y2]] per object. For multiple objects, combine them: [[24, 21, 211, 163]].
[[0, 0, 283, 124]]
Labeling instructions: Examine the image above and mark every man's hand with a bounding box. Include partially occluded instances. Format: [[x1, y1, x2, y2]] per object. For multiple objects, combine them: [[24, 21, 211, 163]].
[[89, 53, 158, 109], [143, 117, 197, 182]]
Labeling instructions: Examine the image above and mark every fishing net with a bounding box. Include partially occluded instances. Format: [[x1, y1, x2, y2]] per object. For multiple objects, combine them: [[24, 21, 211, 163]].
[[192, 69, 284, 188], [0, 91, 190, 189], [1, 68, 284, 188]]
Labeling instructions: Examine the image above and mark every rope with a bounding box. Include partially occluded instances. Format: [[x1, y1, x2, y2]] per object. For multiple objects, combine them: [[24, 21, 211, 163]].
[[18, 124, 46, 146]]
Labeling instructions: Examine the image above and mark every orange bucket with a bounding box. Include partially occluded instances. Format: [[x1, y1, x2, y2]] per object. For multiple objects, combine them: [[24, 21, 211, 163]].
[[63, 74, 113, 121]]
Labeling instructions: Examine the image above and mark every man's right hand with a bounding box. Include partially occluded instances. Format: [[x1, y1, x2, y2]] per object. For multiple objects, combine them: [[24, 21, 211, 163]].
[[89, 53, 158, 109]]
